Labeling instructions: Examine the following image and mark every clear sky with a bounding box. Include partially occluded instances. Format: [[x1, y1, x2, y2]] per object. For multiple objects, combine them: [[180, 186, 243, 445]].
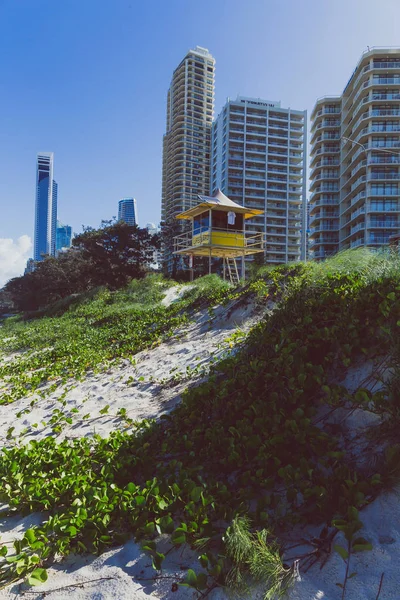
[[0, 0, 400, 285]]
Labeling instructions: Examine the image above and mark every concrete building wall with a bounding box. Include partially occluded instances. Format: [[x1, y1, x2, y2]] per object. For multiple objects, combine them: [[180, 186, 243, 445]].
[[310, 48, 400, 259], [161, 46, 215, 273], [211, 97, 307, 264]]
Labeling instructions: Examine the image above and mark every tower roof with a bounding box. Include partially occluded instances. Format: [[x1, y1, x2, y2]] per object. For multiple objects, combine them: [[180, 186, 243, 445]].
[[176, 189, 264, 220]]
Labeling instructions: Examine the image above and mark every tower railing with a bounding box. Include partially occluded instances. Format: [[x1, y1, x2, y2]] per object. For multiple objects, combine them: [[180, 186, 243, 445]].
[[173, 228, 265, 253]]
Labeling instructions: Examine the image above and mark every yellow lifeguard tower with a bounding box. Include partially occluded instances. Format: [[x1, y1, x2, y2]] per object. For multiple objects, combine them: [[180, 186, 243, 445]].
[[173, 190, 265, 284]]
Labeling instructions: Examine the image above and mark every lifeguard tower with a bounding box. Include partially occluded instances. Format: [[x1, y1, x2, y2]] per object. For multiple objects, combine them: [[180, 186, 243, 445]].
[[173, 190, 265, 284]]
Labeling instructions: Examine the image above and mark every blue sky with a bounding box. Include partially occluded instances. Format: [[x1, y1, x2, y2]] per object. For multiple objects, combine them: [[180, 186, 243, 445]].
[[0, 0, 400, 283]]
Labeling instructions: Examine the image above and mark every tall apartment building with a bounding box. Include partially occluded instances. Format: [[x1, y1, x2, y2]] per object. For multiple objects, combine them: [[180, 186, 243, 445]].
[[56, 220, 73, 253], [118, 198, 138, 226], [161, 46, 215, 272], [34, 153, 57, 261], [211, 97, 307, 263], [310, 48, 400, 259], [146, 222, 162, 270]]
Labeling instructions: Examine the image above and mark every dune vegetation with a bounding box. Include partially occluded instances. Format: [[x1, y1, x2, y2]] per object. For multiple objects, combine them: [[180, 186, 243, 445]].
[[0, 250, 400, 598]]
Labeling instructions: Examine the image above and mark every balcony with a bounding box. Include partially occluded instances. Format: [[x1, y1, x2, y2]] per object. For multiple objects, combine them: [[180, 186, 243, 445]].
[[346, 206, 366, 223], [368, 220, 398, 228], [370, 124, 400, 133], [310, 197, 338, 208], [313, 184, 339, 193], [309, 237, 338, 246], [351, 190, 367, 206], [371, 109, 400, 117], [311, 210, 339, 219], [312, 249, 338, 259], [351, 222, 365, 235], [369, 203, 399, 212], [315, 107, 341, 117], [367, 235, 392, 244], [313, 170, 340, 181], [341, 191, 367, 217], [311, 223, 339, 233], [368, 156, 400, 165], [369, 172, 400, 180], [373, 61, 400, 69], [314, 133, 341, 143], [311, 146, 340, 159], [372, 77, 400, 85]]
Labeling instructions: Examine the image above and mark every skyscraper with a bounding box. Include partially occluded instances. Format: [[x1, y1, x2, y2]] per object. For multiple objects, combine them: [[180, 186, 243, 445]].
[[146, 222, 162, 270], [34, 153, 57, 261], [309, 47, 400, 259], [118, 198, 138, 226], [161, 46, 215, 273], [211, 97, 307, 264], [56, 220, 73, 253]]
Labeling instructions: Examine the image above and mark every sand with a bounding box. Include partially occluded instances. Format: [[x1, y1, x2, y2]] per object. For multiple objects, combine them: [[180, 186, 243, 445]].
[[0, 288, 399, 599]]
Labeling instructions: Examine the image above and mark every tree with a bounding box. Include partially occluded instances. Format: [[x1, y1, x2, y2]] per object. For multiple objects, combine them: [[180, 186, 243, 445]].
[[3, 221, 160, 312], [73, 221, 160, 289], [4, 249, 93, 312]]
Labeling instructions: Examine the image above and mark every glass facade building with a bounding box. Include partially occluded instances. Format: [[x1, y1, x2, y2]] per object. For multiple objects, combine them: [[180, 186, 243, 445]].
[[118, 198, 138, 226], [56, 220, 73, 253], [34, 153, 57, 261]]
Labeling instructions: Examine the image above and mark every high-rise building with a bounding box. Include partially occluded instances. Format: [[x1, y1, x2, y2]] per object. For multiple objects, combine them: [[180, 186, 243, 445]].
[[146, 222, 162, 270], [51, 181, 58, 256], [161, 46, 215, 273], [56, 220, 73, 253], [211, 97, 307, 264], [310, 47, 400, 259], [118, 198, 138, 226], [146, 222, 158, 236], [34, 153, 57, 261]]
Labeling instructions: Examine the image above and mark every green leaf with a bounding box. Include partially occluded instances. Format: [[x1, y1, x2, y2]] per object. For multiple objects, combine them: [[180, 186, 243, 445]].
[[352, 542, 373, 553], [333, 544, 349, 561], [142, 540, 156, 553], [152, 552, 165, 571], [144, 522, 155, 535], [355, 389, 370, 404], [24, 529, 36, 545], [171, 529, 186, 546], [67, 525, 77, 536], [332, 519, 347, 530], [158, 515, 174, 533], [199, 554, 208, 569], [28, 568, 48, 586], [348, 506, 359, 521], [185, 569, 197, 587], [209, 563, 221, 578], [190, 486, 202, 503], [352, 536, 369, 546], [99, 405, 109, 415], [196, 572, 208, 590]]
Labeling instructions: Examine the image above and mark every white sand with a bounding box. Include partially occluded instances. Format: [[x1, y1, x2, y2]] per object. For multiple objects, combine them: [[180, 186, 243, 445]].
[[0, 293, 262, 446], [0, 289, 398, 599]]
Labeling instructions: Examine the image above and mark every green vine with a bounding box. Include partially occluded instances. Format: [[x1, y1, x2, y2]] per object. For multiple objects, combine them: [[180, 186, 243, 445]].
[[0, 251, 399, 594]]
